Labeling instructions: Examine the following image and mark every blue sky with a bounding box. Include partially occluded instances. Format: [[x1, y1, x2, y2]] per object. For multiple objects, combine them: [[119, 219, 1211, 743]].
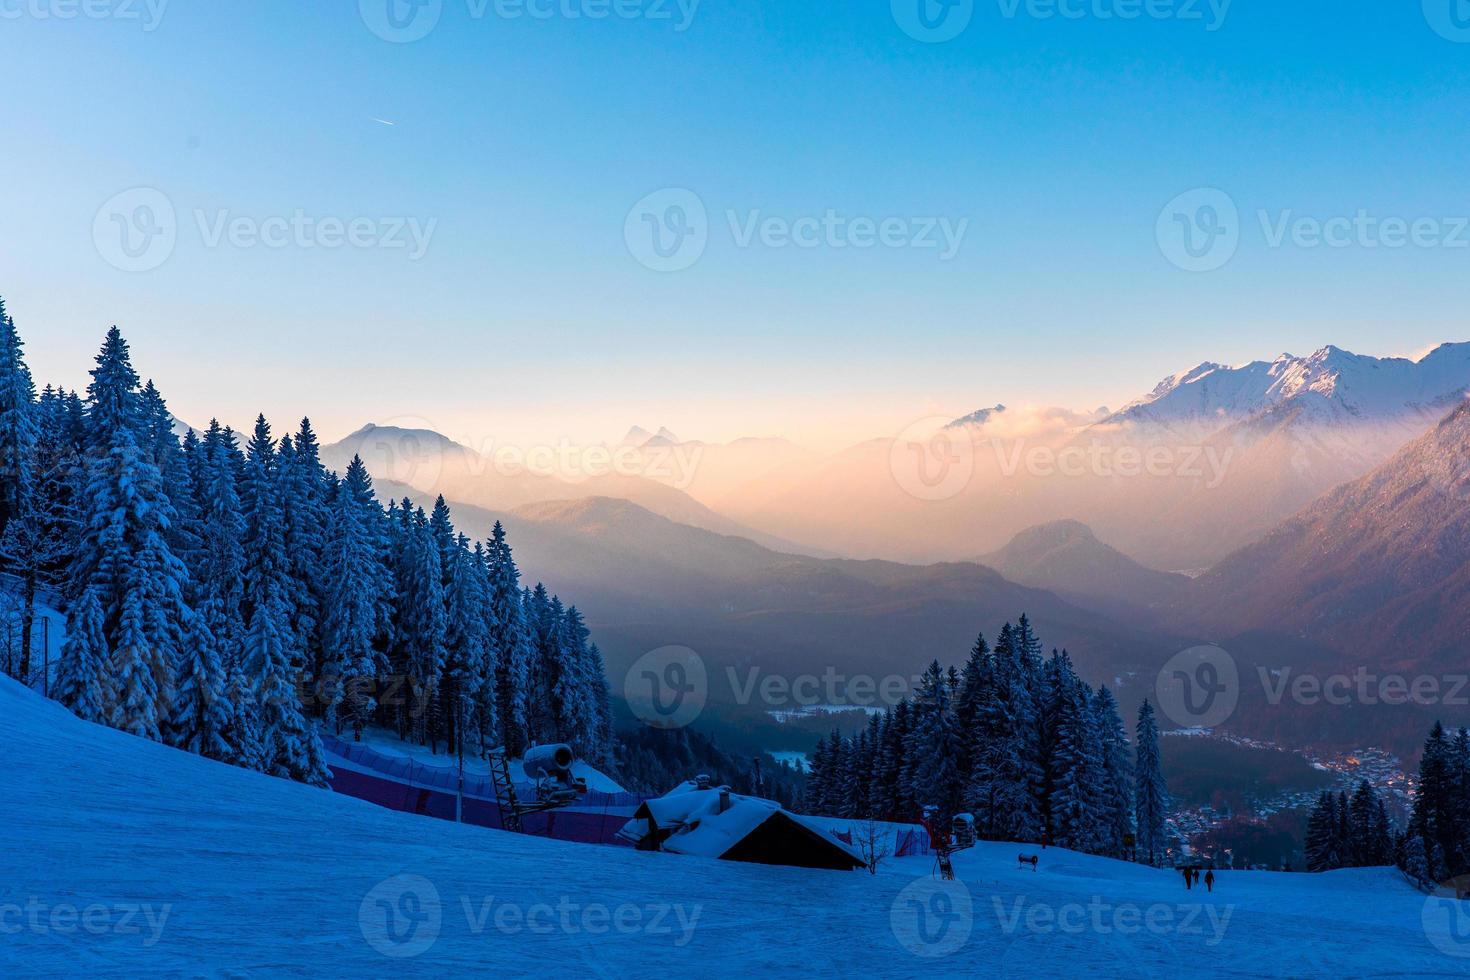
[[3, 1, 1469, 447]]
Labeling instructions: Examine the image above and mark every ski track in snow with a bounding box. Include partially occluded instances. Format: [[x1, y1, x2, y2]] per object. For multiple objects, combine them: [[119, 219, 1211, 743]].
[[4, 675, 1468, 978]]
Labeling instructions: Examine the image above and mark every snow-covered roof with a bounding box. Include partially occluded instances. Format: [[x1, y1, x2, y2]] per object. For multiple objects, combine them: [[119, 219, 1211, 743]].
[[619, 781, 862, 867]]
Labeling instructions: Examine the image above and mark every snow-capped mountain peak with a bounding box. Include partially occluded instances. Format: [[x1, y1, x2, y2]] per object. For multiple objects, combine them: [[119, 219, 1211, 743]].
[[1104, 342, 1470, 431], [946, 404, 1007, 428]]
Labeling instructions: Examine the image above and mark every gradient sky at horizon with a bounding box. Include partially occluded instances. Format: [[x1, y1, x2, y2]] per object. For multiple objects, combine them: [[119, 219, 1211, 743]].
[[3, 1, 1470, 449]]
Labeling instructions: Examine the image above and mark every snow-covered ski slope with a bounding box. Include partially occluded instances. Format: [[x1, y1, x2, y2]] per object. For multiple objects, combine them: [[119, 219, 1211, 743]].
[[4, 674, 1467, 978]]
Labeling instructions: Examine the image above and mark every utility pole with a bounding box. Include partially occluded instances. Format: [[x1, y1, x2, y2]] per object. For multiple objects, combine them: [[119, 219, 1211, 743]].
[[456, 696, 465, 824]]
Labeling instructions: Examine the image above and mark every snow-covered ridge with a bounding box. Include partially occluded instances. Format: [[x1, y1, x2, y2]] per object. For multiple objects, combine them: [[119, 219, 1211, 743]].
[[1103, 342, 1470, 430]]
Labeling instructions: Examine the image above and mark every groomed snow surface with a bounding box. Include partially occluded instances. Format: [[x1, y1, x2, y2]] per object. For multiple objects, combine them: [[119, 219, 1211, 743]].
[[4, 675, 1469, 978]]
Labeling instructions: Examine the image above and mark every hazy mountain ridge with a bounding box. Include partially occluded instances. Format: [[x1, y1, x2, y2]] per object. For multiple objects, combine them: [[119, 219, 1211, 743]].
[[1185, 399, 1470, 668], [322, 423, 830, 557], [372, 484, 1173, 709], [979, 520, 1190, 618]]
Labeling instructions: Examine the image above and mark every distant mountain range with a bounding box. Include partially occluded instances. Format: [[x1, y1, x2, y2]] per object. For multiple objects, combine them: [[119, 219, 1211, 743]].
[[370, 483, 1173, 719], [695, 342, 1470, 571], [1187, 399, 1470, 669], [321, 423, 828, 557], [1103, 343, 1470, 432]]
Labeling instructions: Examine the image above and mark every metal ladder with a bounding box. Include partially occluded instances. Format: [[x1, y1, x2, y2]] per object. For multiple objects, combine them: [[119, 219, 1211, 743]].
[[489, 749, 523, 833]]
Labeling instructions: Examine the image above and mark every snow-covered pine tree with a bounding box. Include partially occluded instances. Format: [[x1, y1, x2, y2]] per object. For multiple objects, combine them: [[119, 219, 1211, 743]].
[[1133, 698, 1169, 866], [1092, 684, 1134, 858], [967, 623, 1042, 842], [138, 381, 201, 566], [556, 604, 596, 754], [168, 609, 234, 762], [486, 521, 533, 755], [1044, 651, 1104, 852], [954, 633, 989, 779], [318, 458, 385, 738], [586, 641, 615, 766], [79, 328, 189, 740], [443, 532, 492, 756], [389, 506, 447, 746], [524, 583, 560, 744], [53, 587, 110, 722], [278, 420, 330, 661], [240, 415, 327, 785], [0, 300, 38, 537], [905, 660, 963, 821]]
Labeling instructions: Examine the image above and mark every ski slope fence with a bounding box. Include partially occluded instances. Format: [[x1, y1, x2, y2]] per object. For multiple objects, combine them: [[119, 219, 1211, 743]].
[[321, 734, 643, 846], [321, 733, 935, 858]]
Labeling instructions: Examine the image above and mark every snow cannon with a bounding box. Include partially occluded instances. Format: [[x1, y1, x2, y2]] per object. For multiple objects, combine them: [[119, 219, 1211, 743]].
[[522, 743, 575, 780]]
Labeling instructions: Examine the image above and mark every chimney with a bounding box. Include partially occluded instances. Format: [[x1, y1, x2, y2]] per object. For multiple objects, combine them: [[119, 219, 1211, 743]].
[[719, 788, 731, 813], [695, 774, 711, 790]]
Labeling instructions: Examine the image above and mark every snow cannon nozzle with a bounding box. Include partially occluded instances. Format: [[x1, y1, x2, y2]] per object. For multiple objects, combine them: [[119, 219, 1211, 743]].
[[523, 743, 575, 780]]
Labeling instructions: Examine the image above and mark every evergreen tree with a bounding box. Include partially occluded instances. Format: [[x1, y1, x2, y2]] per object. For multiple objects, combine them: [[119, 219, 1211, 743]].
[[168, 610, 234, 762], [906, 660, 963, 821], [279, 420, 330, 660], [486, 520, 533, 755], [389, 506, 447, 744], [1306, 792, 1341, 872], [240, 415, 326, 784], [443, 533, 493, 755], [1409, 722, 1460, 882], [1092, 685, 1134, 858], [78, 328, 189, 740], [318, 457, 384, 737], [1349, 780, 1393, 867], [0, 300, 38, 536], [967, 623, 1042, 841], [1133, 698, 1169, 866], [53, 588, 110, 722]]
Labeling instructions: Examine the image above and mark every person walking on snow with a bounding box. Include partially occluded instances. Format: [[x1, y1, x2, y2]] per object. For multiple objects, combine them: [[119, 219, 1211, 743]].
[[1205, 870, 1215, 893], [1183, 867, 1193, 890]]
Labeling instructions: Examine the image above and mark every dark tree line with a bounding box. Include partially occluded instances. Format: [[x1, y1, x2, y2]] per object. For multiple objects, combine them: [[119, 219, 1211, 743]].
[[1304, 782, 1395, 871], [801, 617, 1172, 864], [1399, 721, 1470, 886]]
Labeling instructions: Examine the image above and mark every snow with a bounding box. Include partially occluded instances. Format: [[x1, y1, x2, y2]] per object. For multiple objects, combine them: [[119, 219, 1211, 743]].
[[340, 723, 627, 794], [1105, 342, 1470, 431], [5, 674, 1469, 976], [620, 782, 787, 858]]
